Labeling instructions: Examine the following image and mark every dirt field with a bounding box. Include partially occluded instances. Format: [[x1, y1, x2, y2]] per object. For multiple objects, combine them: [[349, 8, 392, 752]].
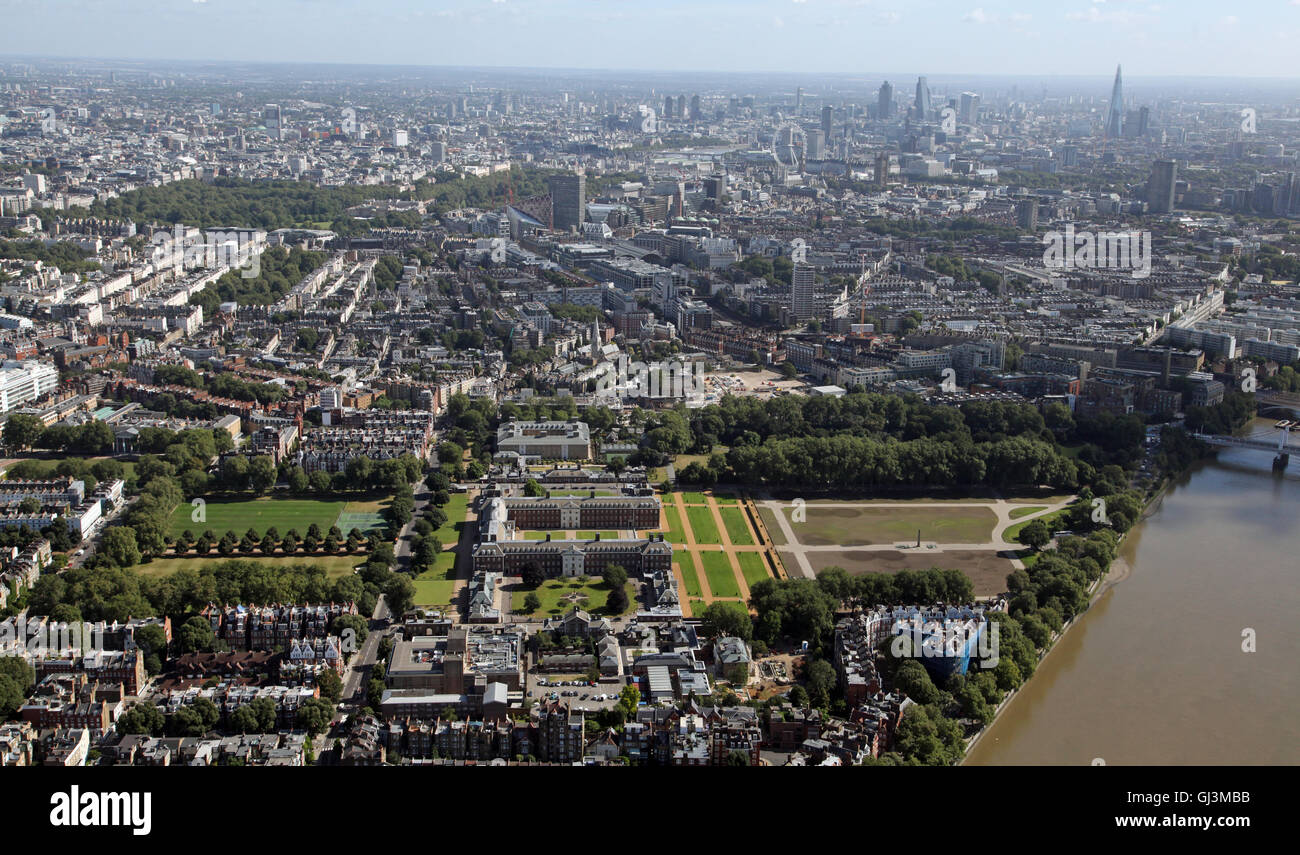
[[783, 548, 1017, 597]]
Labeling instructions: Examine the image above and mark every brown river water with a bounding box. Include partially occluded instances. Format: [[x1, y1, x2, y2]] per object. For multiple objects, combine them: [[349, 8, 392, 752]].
[[965, 421, 1300, 765]]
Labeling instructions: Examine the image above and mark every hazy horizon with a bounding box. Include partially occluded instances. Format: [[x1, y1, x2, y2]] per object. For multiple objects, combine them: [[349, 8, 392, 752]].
[[2, 0, 1299, 79]]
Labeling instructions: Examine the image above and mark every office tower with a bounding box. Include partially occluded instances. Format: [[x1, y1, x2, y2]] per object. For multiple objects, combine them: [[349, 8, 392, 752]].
[[549, 172, 587, 232], [914, 76, 931, 119], [877, 81, 894, 119], [1105, 65, 1124, 139], [1060, 145, 1079, 168], [821, 104, 833, 139], [678, 95, 687, 118], [430, 141, 447, 163], [690, 94, 702, 121], [791, 264, 815, 322], [1137, 105, 1150, 138], [704, 174, 726, 203], [796, 87, 803, 110], [1148, 160, 1177, 213], [806, 128, 826, 160], [1015, 199, 1038, 230], [664, 94, 675, 119], [264, 104, 282, 141], [959, 92, 980, 125], [392, 129, 409, 147], [874, 152, 890, 187]]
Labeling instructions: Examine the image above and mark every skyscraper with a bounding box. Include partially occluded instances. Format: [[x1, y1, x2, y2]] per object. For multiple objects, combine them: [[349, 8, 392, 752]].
[[959, 92, 980, 125], [264, 104, 282, 141], [549, 172, 586, 232], [806, 128, 826, 160], [791, 263, 815, 322], [821, 104, 833, 139], [689, 94, 702, 121], [877, 81, 894, 120], [1148, 159, 1177, 213], [1105, 65, 1124, 139], [914, 76, 932, 120]]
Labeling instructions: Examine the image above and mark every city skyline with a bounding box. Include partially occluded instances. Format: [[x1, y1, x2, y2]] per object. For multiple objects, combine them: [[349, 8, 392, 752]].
[[3, 0, 1300, 78]]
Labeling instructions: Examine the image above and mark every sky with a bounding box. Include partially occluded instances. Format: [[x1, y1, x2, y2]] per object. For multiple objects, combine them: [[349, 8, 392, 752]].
[[2, 0, 1299, 78]]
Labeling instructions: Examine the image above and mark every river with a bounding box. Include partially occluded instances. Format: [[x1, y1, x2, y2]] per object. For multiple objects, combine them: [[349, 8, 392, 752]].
[[965, 420, 1300, 765]]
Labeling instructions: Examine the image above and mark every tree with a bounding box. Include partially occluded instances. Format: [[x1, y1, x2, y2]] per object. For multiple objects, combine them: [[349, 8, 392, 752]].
[[1018, 518, 1051, 551], [522, 592, 542, 614], [523, 478, 543, 497], [520, 562, 545, 589], [99, 527, 141, 568], [249, 455, 277, 493], [699, 601, 754, 641], [177, 615, 215, 654], [317, 669, 344, 704], [605, 585, 628, 614], [4, 413, 44, 449], [601, 564, 628, 590]]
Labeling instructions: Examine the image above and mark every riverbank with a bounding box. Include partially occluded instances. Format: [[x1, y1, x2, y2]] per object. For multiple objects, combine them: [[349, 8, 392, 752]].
[[957, 438, 1193, 764]]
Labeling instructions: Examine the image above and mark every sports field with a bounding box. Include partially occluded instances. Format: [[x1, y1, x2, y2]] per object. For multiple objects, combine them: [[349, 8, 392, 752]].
[[784, 548, 1016, 598], [168, 497, 349, 539]]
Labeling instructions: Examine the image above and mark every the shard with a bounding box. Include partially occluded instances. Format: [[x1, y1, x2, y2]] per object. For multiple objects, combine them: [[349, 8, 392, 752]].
[[1105, 64, 1123, 138]]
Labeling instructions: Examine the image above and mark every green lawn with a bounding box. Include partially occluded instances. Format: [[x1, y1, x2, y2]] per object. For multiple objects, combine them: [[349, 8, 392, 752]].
[[679, 491, 710, 505], [522, 531, 551, 541], [661, 506, 688, 545], [413, 552, 459, 609], [718, 507, 755, 546], [700, 551, 741, 598], [736, 552, 771, 588], [169, 497, 348, 539], [677, 561, 702, 598], [512, 578, 636, 617], [707, 600, 751, 620], [685, 506, 722, 545], [1003, 507, 1074, 544], [712, 493, 740, 505], [133, 554, 361, 580], [432, 493, 471, 546], [1008, 505, 1047, 520], [575, 531, 620, 540]]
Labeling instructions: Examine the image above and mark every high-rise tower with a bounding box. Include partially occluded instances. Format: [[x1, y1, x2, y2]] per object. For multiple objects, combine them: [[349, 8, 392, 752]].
[[1105, 65, 1124, 139], [914, 76, 931, 120]]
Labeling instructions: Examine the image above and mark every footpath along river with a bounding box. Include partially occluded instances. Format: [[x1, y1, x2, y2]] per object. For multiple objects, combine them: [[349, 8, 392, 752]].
[[965, 420, 1300, 765]]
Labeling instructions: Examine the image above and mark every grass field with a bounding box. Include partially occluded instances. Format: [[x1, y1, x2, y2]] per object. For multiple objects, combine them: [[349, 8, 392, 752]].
[[781, 505, 997, 547], [169, 497, 348, 539], [685, 506, 722, 545], [700, 551, 741, 598], [512, 578, 636, 617], [575, 531, 621, 540], [706, 600, 751, 620], [660, 505, 688, 544], [718, 507, 755, 545], [757, 506, 788, 545], [736, 552, 771, 588], [413, 552, 458, 610], [1003, 507, 1073, 544], [133, 554, 361, 580], [676, 561, 702, 598], [794, 549, 1016, 598], [1008, 506, 1047, 520], [679, 491, 711, 505], [432, 493, 471, 546], [712, 493, 740, 505]]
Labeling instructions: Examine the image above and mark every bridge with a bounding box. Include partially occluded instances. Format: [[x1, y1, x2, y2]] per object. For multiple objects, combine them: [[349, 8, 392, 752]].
[[1256, 390, 1300, 418], [1194, 422, 1299, 468]]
